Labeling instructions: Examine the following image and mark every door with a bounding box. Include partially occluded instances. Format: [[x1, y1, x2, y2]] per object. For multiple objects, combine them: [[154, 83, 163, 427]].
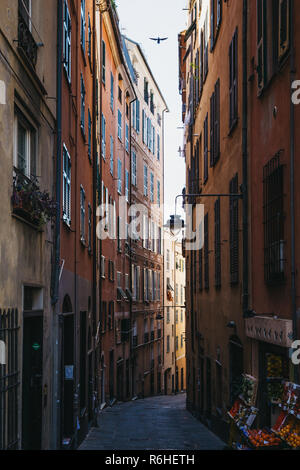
[[22, 315, 43, 450]]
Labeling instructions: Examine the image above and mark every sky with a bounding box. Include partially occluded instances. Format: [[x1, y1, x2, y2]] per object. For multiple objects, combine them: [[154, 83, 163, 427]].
[[116, 0, 188, 221]]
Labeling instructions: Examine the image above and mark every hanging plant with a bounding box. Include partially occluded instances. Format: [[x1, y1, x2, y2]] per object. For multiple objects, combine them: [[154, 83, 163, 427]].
[[12, 172, 57, 228]]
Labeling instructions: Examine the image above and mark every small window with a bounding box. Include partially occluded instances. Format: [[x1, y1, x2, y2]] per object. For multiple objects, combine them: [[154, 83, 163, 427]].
[[63, 0, 71, 83], [110, 136, 114, 175], [117, 159, 122, 194], [101, 114, 106, 159], [125, 123, 129, 153], [80, 0, 86, 52], [125, 169, 129, 202], [80, 74, 85, 133], [118, 110, 122, 141], [63, 144, 71, 225], [144, 165, 148, 197], [80, 186, 86, 243], [132, 150, 137, 186], [14, 108, 37, 179]]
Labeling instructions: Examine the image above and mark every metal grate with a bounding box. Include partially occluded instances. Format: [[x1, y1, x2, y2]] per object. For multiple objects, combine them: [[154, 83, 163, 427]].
[[0, 309, 19, 450], [263, 153, 285, 284]]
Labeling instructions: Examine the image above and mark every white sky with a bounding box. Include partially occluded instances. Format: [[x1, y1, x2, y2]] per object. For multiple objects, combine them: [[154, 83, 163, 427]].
[[116, 0, 188, 221]]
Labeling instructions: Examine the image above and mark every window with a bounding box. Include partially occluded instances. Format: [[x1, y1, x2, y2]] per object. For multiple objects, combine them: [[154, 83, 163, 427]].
[[210, 0, 222, 51], [167, 335, 170, 353], [203, 114, 208, 183], [14, 108, 37, 178], [108, 301, 114, 330], [158, 227, 162, 255], [63, 144, 71, 225], [19, 0, 31, 29], [88, 203, 92, 252], [142, 110, 147, 144], [166, 249, 170, 271], [257, 0, 290, 92], [144, 165, 148, 197], [101, 114, 106, 159], [108, 136, 113, 176], [125, 169, 129, 202], [229, 29, 238, 130], [110, 72, 114, 111], [63, 0, 71, 83], [230, 174, 239, 284], [136, 99, 140, 133], [132, 150, 137, 186], [117, 159, 122, 194], [175, 336, 178, 351], [263, 153, 285, 284], [144, 78, 149, 103], [80, 0, 86, 52], [204, 213, 209, 290], [150, 91, 154, 114], [157, 133, 160, 160], [88, 13, 91, 60], [214, 198, 221, 288], [150, 172, 154, 202], [102, 40, 106, 84], [80, 186, 86, 242], [210, 79, 220, 167], [125, 123, 129, 152], [157, 180, 160, 207], [80, 74, 85, 133], [204, 11, 209, 79], [88, 109, 92, 159], [118, 110, 122, 140], [152, 126, 155, 155]]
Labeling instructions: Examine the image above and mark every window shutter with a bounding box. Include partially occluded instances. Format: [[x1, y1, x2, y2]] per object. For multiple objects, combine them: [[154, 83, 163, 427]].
[[210, 0, 215, 51], [278, 0, 290, 60], [215, 79, 220, 162], [210, 91, 215, 167]]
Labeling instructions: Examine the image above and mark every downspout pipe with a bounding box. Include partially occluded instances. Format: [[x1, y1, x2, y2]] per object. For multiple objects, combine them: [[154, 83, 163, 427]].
[[290, 0, 298, 383], [92, 0, 98, 426], [242, 0, 249, 318], [51, 0, 63, 450]]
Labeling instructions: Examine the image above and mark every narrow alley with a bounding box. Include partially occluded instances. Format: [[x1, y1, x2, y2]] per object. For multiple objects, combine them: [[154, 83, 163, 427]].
[[79, 394, 225, 451]]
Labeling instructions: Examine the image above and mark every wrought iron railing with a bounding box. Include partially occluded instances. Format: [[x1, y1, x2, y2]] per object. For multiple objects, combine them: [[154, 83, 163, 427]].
[[18, 12, 38, 67], [0, 309, 19, 450]]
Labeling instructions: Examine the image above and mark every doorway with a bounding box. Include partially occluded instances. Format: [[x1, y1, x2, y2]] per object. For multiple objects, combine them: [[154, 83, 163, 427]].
[[22, 314, 43, 450]]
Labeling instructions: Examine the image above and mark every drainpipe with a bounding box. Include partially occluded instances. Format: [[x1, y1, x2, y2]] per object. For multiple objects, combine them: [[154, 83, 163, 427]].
[[242, 0, 249, 318], [290, 0, 298, 383], [99, 7, 103, 403], [92, 0, 98, 426], [51, 0, 63, 450]]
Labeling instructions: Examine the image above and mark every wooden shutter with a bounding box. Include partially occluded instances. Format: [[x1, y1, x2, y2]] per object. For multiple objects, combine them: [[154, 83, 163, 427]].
[[210, 92, 215, 167], [215, 79, 220, 162], [278, 0, 290, 60]]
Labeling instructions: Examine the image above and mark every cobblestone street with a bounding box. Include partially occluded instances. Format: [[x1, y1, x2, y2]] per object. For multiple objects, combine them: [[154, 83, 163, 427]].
[[79, 394, 226, 450]]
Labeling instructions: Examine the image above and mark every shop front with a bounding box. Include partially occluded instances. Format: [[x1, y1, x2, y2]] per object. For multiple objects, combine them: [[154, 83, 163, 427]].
[[227, 315, 299, 450]]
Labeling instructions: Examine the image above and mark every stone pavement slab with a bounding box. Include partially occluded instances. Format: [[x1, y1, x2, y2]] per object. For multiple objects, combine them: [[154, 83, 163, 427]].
[[79, 393, 226, 451]]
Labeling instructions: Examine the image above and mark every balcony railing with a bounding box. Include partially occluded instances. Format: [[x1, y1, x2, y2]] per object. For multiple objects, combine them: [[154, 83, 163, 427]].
[[18, 12, 38, 67]]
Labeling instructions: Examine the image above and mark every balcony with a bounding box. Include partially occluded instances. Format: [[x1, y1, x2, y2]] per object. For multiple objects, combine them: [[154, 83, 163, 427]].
[[18, 12, 38, 67], [11, 170, 56, 228]]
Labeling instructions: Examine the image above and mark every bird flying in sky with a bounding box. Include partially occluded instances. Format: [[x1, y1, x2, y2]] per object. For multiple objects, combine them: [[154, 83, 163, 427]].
[[149, 37, 168, 44]]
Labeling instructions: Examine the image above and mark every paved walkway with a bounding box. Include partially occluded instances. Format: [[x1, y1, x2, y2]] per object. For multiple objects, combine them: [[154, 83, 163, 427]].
[[79, 393, 225, 450]]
